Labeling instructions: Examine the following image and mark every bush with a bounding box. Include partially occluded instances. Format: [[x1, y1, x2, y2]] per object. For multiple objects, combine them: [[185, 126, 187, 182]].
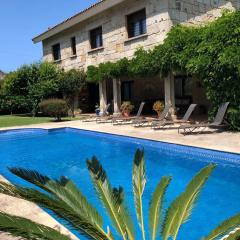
[[39, 99, 68, 121], [227, 108, 240, 131], [0, 62, 61, 115]]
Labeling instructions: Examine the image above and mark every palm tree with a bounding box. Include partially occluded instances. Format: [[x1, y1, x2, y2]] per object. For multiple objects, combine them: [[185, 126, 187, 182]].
[[0, 149, 239, 240]]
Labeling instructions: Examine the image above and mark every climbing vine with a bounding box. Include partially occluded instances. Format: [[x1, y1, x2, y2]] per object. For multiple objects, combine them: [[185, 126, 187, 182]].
[[86, 10, 240, 130]]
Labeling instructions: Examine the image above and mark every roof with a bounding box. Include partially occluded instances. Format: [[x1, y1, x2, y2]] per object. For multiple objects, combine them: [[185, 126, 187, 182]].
[[33, 0, 125, 43]]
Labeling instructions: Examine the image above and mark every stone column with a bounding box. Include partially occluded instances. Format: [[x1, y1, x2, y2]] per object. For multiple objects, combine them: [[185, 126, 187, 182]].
[[113, 78, 121, 116], [164, 72, 176, 119], [99, 80, 107, 115]]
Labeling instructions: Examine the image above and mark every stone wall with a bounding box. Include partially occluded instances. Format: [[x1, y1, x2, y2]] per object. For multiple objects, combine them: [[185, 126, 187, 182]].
[[42, 0, 172, 71], [0, 70, 5, 80], [43, 0, 240, 69], [169, 0, 239, 25], [41, 0, 239, 114], [42, 0, 239, 71]]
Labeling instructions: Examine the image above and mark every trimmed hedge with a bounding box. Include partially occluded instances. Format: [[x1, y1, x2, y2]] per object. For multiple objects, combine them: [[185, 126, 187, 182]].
[[39, 99, 68, 121], [227, 108, 240, 131]]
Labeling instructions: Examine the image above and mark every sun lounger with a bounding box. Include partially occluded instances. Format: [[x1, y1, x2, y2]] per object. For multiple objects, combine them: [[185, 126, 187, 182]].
[[134, 105, 171, 128], [178, 102, 230, 134], [82, 104, 111, 122], [153, 104, 197, 129], [113, 102, 145, 125]]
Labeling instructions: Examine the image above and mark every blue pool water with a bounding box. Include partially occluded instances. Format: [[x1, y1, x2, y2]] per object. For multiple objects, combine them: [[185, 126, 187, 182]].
[[0, 128, 239, 240]]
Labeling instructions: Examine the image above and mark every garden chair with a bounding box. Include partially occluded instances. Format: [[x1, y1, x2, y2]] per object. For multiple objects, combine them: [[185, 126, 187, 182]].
[[134, 105, 171, 128], [152, 104, 197, 130], [82, 104, 111, 122], [178, 102, 230, 135], [112, 102, 145, 125]]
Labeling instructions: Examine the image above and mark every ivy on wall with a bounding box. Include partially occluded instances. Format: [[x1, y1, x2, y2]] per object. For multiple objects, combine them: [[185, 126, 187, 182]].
[[86, 10, 240, 130]]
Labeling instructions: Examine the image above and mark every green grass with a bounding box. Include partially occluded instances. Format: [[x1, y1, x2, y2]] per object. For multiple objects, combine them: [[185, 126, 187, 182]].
[[0, 115, 84, 128]]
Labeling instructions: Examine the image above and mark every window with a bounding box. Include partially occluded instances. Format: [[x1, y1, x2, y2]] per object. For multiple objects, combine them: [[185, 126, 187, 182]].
[[175, 76, 192, 98], [175, 0, 182, 10], [71, 37, 77, 56], [90, 27, 103, 49], [52, 43, 61, 61], [127, 9, 147, 38], [121, 81, 133, 101]]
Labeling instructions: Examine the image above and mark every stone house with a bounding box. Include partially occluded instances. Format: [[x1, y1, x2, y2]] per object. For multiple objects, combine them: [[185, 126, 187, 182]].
[[33, 0, 239, 115], [0, 70, 5, 81]]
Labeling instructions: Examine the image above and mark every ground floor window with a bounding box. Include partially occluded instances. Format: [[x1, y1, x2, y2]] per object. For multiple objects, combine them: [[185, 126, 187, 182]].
[[175, 76, 192, 98], [121, 81, 133, 101]]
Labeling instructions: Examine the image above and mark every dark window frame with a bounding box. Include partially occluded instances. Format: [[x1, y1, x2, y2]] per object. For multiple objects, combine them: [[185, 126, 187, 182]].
[[174, 75, 193, 98], [71, 37, 77, 56], [127, 9, 147, 38], [121, 81, 134, 101], [52, 43, 61, 61], [89, 26, 103, 49]]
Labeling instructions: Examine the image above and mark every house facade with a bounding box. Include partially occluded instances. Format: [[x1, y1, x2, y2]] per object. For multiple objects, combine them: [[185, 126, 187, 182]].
[[0, 70, 5, 83], [33, 0, 239, 115]]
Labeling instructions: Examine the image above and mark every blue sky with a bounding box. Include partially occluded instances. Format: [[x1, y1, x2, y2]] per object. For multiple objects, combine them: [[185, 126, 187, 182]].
[[0, 0, 98, 72]]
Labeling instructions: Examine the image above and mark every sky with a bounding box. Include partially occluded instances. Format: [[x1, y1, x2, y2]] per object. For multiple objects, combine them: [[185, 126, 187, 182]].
[[0, 0, 98, 73]]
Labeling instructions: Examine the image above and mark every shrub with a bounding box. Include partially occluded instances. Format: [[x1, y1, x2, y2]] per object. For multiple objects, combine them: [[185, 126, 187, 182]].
[[227, 108, 240, 131], [39, 99, 68, 121], [0, 62, 61, 115]]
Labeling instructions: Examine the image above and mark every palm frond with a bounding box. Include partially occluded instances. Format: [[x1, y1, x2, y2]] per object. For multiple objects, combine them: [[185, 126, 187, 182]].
[[222, 227, 240, 240], [149, 176, 172, 240], [161, 164, 216, 240], [8, 168, 110, 238], [203, 213, 240, 240], [87, 156, 135, 240], [9, 167, 50, 188], [132, 149, 146, 240], [46, 179, 103, 228], [0, 212, 72, 240], [0, 181, 112, 240]]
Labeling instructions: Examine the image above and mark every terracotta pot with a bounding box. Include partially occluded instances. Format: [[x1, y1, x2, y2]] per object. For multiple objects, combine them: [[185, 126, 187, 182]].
[[155, 110, 160, 117], [123, 110, 130, 117]]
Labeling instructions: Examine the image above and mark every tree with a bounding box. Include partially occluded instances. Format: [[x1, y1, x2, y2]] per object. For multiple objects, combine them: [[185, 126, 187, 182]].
[[59, 69, 86, 117], [27, 62, 61, 116], [0, 149, 239, 240], [0, 62, 61, 115]]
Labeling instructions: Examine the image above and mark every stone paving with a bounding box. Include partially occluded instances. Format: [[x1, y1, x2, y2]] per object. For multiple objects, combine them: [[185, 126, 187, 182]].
[[0, 120, 239, 239]]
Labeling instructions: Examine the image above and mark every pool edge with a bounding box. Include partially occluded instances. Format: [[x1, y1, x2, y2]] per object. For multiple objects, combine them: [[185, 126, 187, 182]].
[[0, 126, 239, 157]]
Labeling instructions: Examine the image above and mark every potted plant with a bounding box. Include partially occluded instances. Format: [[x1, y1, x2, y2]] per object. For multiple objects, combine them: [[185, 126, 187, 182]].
[[120, 101, 134, 117], [153, 100, 164, 117]]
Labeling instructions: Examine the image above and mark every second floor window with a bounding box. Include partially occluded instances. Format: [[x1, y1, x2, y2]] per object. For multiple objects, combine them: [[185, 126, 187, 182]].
[[90, 27, 103, 49], [71, 37, 77, 56], [52, 43, 61, 61], [127, 9, 147, 38]]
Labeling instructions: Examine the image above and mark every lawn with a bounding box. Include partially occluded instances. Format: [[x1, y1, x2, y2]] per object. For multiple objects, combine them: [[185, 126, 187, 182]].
[[0, 115, 84, 128]]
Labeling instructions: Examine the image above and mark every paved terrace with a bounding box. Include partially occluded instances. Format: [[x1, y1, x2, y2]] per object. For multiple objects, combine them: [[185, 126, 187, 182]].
[[0, 120, 239, 239], [1, 119, 240, 153]]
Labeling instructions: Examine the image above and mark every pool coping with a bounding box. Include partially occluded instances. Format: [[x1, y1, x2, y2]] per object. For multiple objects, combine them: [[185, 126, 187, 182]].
[[1, 126, 240, 157], [0, 175, 78, 240]]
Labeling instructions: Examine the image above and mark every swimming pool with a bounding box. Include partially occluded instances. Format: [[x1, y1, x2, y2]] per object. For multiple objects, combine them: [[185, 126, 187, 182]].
[[0, 127, 239, 240]]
